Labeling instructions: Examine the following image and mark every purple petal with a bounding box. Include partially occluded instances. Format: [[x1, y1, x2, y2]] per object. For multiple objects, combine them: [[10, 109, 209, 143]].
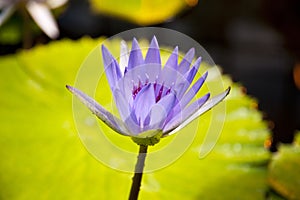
[[163, 93, 210, 135], [172, 71, 208, 114], [174, 67, 197, 98], [124, 109, 141, 135], [164, 87, 231, 136], [147, 105, 166, 130], [194, 87, 231, 118], [102, 45, 122, 90], [171, 58, 202, 100], [184, 57, 202, 84], [158, 66, 179, 89], [145, 36, 161, 65], [164, 46, 178, 70], [143, 114, 151, 127], [173, 82, 187, 101], [143, 92, 177, 130], [133, 84, 156, 124], [66, 85, 129, 136], [119, 40, 129, 74], [113, 88, 130, 121], [158, 47, 179, 87], [178, 48, 195, 74], [128, 38, 144, 70], [115, 77, 134, 108]]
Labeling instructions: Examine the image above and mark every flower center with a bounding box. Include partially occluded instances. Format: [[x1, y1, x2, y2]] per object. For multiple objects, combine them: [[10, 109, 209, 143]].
[[132, 81, 171, 103], [132, 79, 146, 99]]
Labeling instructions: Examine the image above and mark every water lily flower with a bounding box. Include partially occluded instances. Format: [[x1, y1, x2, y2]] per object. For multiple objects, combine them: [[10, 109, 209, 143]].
[[67, 36, 230, 145], [0, 0, 67, 39]]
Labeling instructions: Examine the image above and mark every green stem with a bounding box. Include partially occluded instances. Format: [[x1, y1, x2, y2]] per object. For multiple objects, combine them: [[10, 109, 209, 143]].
[[128, 145, 148, 200], [19, 4, 33, 49]]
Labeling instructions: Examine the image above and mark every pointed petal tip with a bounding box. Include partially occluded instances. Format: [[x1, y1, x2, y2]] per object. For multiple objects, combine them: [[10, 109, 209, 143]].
[[206, 92, 211, 99], [64, 84, 130, 135], [192, 56, 202, 70], [162, 87, 230, 137], [197, 56, 202, 63], [164, 46, 179, 70], [145, 35, 161, 64], [66, 85, 81, 96], [203, 71, 208, 79], [173, 46, 179, 54], [132, 37, 140, 49], [200, 92, 211, 105], [101, 44, 119, 72], [205, 87, 231, 109], [168, 46, 178, 55], [132, 37, 138, 42], [101, 45, 110, 59], [101, 44, 109, 53], [121, 40, 127, 45], [66, 85, 73, 92], [120, 40, 129, 54], [186, 47, 195, 56], [225, 86, 231, 96], [178, 47, 196, 74], [128, 38, 144, 69], [150, 36, 159, 48], [187, 47, 195, 59]]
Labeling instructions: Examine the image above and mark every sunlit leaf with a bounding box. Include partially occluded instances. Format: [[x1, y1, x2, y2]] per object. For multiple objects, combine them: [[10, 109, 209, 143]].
[[0, 37, 271, 199], [268, 134, 300, 200], [295, 131, 300, 146], [90, 0, 193, 25]]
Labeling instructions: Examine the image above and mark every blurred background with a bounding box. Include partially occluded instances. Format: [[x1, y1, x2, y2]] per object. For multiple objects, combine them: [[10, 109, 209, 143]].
[[1, 0, 299, 150]]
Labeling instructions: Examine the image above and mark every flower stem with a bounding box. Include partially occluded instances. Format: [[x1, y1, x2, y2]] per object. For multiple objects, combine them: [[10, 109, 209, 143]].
[[128, 145, 148, 200], [19, 4, 33, 49]]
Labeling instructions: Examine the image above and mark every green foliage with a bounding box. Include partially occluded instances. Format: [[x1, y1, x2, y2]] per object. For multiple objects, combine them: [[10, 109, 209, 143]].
[[0, 37, 272, 199], [295, 131, 300, 146], [0, 19, 22, 44], [268, 131, 300, 200], [90, 0, 189, 25]]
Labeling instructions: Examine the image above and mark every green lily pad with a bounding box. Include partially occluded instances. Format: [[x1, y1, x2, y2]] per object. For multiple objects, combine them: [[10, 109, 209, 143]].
[[0, 37, 271, 199], [268, 138, 300, 200], [90, 0, 191, 25], [295, 131, 300, 146]]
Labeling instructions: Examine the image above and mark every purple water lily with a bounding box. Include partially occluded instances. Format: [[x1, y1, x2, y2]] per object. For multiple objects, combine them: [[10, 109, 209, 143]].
[[67, 36, 230, 141]]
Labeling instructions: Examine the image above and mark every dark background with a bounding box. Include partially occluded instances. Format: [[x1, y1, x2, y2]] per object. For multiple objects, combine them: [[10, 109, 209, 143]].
[[2, 0, 300, 150]]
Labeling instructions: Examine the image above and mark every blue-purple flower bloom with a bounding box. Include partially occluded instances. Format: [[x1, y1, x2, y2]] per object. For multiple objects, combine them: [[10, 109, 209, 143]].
[[67, 36, 230, 143]]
